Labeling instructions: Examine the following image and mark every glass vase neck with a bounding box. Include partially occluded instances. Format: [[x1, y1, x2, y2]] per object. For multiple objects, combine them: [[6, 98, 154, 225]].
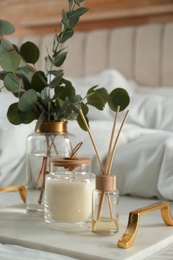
[[37, 121, 68, 134]]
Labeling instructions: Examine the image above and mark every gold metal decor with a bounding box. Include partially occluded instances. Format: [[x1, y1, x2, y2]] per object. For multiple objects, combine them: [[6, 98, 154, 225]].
[[0, 185, 26, 203], [117, 201, 173, 249]]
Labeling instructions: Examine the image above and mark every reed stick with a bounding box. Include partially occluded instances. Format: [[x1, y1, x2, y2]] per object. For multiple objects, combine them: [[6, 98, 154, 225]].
[[79, 110, 105, 174], [105, 106, 120, 175], [107, 110, 129, 175]]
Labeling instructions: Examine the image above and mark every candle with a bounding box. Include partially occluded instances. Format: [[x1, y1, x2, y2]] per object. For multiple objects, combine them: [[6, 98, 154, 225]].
[[44, 158, 95, 229], [45, 173, 95, 222]]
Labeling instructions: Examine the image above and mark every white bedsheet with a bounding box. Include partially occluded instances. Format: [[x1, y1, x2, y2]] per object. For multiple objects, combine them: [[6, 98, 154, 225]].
[[1, 69, 173, 201]]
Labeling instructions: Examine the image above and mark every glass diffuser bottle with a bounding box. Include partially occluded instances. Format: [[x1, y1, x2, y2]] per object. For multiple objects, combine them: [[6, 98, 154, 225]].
[[92, 174, 119, 235]]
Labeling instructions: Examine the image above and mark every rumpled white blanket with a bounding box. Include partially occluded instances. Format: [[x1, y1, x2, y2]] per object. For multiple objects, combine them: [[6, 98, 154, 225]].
[[68, 69, 173, 201], [1, 69, 173, 201]]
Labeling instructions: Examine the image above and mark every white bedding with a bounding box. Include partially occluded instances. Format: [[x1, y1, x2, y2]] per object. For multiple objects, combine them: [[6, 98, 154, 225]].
[[1, 75, 173, 258], [1, 69, 173, 202]]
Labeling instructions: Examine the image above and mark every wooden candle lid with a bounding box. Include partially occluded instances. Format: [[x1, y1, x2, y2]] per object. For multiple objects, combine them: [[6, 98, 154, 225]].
[[51, 157, 91, 170]]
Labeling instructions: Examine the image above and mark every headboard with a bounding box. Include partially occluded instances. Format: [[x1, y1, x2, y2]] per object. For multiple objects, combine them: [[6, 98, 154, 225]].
[[10, 22, 173, 87]]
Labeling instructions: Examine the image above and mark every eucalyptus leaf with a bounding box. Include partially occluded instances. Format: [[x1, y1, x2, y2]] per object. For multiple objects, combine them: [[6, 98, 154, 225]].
[[4, 73, 24, 93], [69, 94, 81, 104], [31, 71, 47, 92], [62, 9, 69, 27], [74, 0, 84, 6], [20, 41, 40, 64], [7, 103, 24, 125], [40, 87, 52, 102], [87, 87, 105, 110], [0, 71, 7, 80], [7, 102, 37, 124], [49, 71, 64, 88], [16, 67, 34, 83], [1, 51, 21, 71], [54, 52, 67, 67], [108, 88, 130, 111], [71, 7, 89, 18], [59, 29, 74, 43], [68, 17, 79, 29], [77, 103, 89, 131], [18, 89, 38, 112], [58, 79, 75, 99], [34, 111, 45, 131], [0, 39, 13, 56], [0, 20, 15, 36]]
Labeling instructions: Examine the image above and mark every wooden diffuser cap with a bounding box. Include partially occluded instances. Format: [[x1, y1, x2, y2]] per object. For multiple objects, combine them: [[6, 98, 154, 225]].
[[96, 174, 116, 191]]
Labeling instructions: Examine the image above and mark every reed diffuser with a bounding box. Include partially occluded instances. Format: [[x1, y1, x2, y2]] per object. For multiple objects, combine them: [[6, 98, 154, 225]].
[[79, 106, 129, 235]]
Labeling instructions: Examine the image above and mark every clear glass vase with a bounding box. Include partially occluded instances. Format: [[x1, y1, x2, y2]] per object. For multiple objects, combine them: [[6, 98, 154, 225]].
[[44, 157, 95, 230], [92, 174, 119, 235], [26, 121, 75, 214]]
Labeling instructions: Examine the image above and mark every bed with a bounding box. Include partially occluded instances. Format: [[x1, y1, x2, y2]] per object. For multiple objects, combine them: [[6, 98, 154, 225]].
[[1, 18, 173, 259]]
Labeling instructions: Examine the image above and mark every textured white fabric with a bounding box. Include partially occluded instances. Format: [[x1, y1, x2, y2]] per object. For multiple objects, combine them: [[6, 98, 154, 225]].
[[1, 69, 173, 201]]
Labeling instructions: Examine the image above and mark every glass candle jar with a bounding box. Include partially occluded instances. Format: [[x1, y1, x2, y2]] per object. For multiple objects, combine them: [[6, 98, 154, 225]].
[[44, 157, 95, 230], [92, 174, 119, 235]]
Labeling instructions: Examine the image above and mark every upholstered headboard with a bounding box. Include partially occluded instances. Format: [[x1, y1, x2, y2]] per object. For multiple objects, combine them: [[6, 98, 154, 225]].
[[10, 22, 173, 87]]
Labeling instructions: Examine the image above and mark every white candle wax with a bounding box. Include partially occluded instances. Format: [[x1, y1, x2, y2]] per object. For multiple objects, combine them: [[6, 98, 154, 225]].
[[45, 174, 95, 223]]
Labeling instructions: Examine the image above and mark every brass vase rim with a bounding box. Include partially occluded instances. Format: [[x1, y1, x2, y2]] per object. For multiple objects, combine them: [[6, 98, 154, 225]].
[[37, 121, 68, 134]]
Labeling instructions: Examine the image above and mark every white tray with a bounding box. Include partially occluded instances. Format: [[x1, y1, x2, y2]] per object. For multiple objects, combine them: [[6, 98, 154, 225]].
[[0, 193, 173, 260]]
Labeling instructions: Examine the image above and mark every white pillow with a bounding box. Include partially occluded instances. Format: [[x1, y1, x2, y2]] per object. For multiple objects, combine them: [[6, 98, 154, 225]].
[[68, 69, 134, 121]]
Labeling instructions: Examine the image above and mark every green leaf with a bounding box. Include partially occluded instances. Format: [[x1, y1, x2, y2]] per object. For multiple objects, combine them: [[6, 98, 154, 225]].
[[0, 71, 7, 80], [69, 94, 81, 104], [16, 66, 34, 83], [34, 111, 45, 131], [20, 41, 40, 64], [54, 52, 67, 67], [58, 78, 75, 99], [68, 17, 79, 29], [60, 28, 74, 43], [62, 9, 69, 27], [0, 39, 13, 56], [4, 73, 24, 93], [18, 89, 38, 112], [77, 103, 89, 131], [71, 7, 89, 18], [74, 0, 84, 6], [31, 71, 47, 92], [0, 20, 15, 36], [49, 71, 64, 88], [0, 51, 21, 71], [108, 88, 130, 112], [40, 87, 51, 102], [7, 103, 37, 125], [87, 86, 106, 110]]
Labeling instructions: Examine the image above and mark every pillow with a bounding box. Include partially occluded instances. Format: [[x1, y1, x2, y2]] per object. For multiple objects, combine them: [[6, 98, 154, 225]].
[[67, 69, 135, 121]]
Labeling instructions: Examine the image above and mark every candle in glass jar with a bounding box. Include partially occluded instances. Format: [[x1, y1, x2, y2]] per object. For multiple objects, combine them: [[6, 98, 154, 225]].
[[45, 173, 95, 222], [44, 157, 95, 228]]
